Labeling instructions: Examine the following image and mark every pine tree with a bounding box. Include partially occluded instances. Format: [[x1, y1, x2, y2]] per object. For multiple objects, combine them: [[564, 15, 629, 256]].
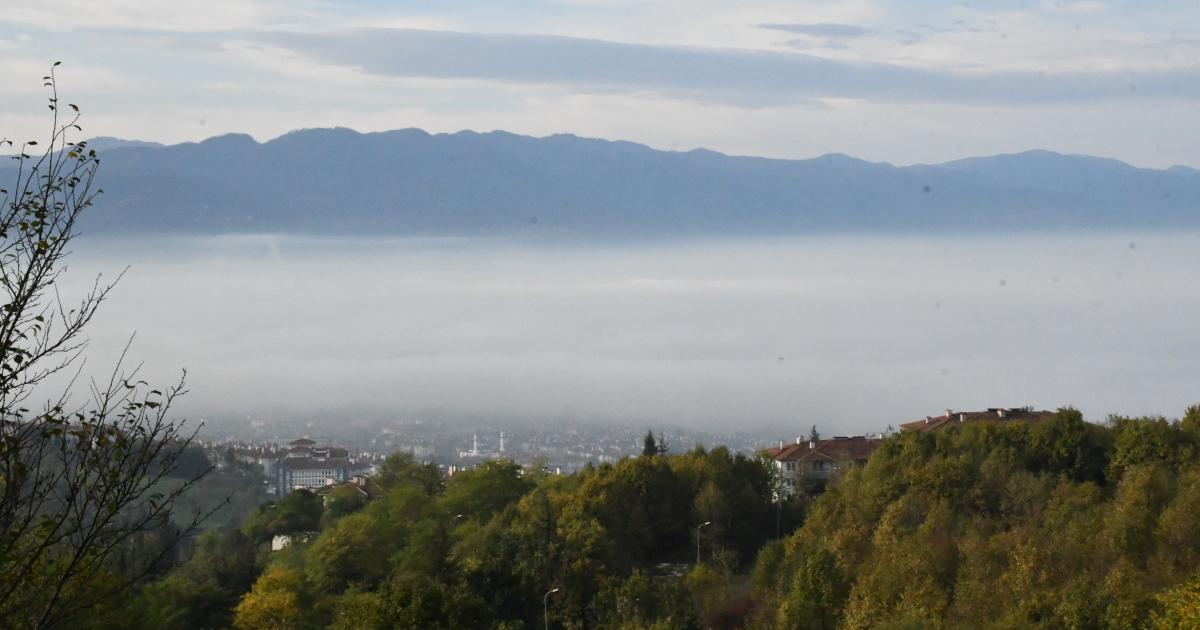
[[642, 430, 658, 456]]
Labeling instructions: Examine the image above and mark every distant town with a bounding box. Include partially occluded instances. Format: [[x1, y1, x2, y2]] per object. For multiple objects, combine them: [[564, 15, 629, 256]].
[[197, 415, 773, 493], [196, 406, 1053, 500]]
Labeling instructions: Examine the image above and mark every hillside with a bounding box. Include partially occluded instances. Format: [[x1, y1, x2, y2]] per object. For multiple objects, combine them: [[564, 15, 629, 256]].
[[25, 129, 1200, 237], [108, 406, 1200, 629]]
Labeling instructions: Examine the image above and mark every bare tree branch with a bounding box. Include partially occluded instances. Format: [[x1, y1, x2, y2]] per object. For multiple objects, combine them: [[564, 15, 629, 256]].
[[0, 65, 214, 630]]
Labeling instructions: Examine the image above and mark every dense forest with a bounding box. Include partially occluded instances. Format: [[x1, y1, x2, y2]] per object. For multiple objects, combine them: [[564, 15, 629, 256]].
[[66, 405, 1200, 629], [752, 406, 1200, 629]]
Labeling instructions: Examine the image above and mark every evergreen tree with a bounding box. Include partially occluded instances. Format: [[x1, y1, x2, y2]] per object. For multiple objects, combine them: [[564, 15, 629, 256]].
[[642, 430, 658, 456]]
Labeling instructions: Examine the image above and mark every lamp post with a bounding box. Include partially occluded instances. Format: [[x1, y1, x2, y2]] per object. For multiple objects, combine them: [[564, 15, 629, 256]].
[[696, 521, 711, 565], [544, 587, 559, 630], [776, 498, 781, 539]]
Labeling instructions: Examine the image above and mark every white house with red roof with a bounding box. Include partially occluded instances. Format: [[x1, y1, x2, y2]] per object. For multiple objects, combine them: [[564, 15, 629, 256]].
[[762, 435, 882, 498]]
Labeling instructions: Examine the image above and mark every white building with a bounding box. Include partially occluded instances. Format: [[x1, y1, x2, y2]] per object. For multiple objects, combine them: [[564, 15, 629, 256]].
[[275, 437, 351, 495], [762, 435, 881, 498]]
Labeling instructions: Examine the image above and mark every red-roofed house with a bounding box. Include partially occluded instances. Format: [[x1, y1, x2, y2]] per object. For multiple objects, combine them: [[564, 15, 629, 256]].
[[763, 435, 882, 497]]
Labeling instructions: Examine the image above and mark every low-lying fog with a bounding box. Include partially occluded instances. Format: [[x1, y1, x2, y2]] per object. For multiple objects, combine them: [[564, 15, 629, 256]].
[[53, 232, 1200, 436]]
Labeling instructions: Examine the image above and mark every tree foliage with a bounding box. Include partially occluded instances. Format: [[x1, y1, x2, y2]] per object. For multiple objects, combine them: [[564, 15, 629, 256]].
[[0, 65, 213, 629], [140, 447, 776, 628], [643, 430, 658, 457], [140, 528, 260, 630], [127, 405, 1200, 628], [242, 489, 324, 544], [752, 406, 1200, 629]]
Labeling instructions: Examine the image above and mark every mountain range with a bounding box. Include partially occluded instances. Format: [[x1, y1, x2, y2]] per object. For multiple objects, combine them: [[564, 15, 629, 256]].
[[17, 128, 1200, 237]]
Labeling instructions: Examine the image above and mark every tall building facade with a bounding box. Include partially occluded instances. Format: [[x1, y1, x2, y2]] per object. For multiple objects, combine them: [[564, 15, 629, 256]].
[[275, 438, 351, 495]]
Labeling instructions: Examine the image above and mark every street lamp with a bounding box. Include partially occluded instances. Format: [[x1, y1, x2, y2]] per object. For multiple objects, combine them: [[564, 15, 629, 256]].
[[544, 587, 559, 630], [776, 498, 781, 539], [696, 521, 712, 564]]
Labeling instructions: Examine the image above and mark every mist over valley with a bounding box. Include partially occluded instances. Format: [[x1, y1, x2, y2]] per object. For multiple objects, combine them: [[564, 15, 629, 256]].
[[57, 231, 1200, 437]]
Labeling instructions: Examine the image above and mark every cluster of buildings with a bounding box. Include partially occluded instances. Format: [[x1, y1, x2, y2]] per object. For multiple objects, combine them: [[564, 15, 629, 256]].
[[268, 407, 1056, 501], [457, 432, 507, 459], [223, 406, 1058, 505], [763, 407, 1055, 498]]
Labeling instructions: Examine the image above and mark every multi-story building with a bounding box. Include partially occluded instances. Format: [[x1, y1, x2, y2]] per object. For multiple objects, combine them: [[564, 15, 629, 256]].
[[763, 435, 882, 498], [275, 437, 351, 495]]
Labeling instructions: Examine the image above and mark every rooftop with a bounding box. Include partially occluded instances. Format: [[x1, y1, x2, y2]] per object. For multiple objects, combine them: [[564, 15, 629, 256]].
[[281, 457, 350, 471], [899, 408, 1057, 433], [763, 435, 882, 463]]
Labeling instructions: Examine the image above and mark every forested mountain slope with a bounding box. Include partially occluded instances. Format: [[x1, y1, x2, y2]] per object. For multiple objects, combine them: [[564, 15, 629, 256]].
[[19, 130, 1199, 237], [753, 406, 1200, 629], [77, 405, 1200, 629]]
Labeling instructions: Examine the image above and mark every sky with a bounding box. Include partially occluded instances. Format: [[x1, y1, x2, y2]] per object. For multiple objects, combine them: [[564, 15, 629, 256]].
[[2, 0, 1200, 167]]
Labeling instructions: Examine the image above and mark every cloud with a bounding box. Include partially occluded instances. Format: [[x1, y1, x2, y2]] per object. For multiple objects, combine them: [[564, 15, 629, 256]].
[[895, 29, 924, 45], [257, 28, 1200, 106], [0, 1, 316, 32], [755, 22, 872, 38]]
